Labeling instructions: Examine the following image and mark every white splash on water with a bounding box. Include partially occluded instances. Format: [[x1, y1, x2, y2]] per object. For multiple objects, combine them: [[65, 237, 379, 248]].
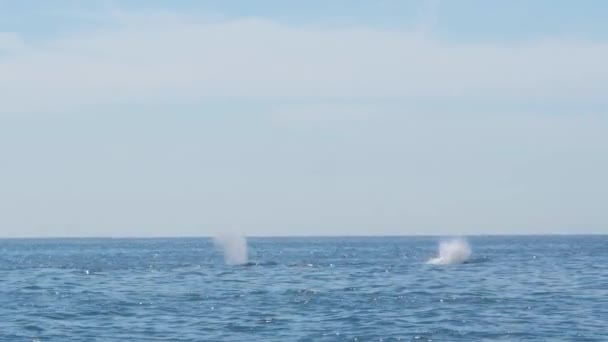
[[213, 233, 248, 265], [428, 238, 471, 265]]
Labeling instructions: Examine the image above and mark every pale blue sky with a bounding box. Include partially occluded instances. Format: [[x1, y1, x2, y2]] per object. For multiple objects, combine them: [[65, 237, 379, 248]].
[[0, 1, 607, 236]]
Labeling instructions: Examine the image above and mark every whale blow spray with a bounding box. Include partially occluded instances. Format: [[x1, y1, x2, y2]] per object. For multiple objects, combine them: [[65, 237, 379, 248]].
[[213, 233, 248, 265], [428, 238, 471, 265]]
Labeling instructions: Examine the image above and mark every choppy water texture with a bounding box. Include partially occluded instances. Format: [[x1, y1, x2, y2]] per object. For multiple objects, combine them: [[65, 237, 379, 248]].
[[0, 236, 607, 341]]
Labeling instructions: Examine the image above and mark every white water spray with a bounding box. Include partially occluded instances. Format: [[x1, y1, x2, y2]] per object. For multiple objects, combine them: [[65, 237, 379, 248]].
[[428, 238, 471, 265], [213, 233, 248, 265]]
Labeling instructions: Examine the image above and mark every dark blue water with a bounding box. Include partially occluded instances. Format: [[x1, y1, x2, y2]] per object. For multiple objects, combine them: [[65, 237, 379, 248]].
[[0, 236, 606, 341]]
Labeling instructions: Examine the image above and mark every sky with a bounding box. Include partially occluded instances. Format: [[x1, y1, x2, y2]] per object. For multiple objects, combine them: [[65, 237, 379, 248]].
[[0, 0, 607, 237]]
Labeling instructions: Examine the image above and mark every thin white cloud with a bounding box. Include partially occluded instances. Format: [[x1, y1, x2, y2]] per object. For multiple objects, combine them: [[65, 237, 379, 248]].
[[271, 104, 383, 123], [0, 32, 24, 52], [1, 13, 608, 115]]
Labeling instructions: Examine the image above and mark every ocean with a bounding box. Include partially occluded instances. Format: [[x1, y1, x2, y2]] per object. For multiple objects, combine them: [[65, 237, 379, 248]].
[[0, 236, 606, 341]]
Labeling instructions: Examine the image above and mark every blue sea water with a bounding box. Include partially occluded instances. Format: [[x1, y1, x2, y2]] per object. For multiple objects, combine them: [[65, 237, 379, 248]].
[[0, 236, 606, 341]]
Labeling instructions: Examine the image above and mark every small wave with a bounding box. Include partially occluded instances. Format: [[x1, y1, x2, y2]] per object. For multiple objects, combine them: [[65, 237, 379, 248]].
[[427, 238, 471, 265], [226, 261, 278, 267], [239, 261, 258, 267], [255, 261, 278, 267], [464, 256, 490, 264], [22, 285, 43, 291]]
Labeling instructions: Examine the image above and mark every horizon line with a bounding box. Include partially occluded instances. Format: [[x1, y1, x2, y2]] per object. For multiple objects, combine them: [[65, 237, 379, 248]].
[[0, 232, 606, 239]]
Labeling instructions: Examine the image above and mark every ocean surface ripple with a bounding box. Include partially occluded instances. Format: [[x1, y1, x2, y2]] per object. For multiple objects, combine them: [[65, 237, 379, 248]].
[[0, 236, 606, 341]]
